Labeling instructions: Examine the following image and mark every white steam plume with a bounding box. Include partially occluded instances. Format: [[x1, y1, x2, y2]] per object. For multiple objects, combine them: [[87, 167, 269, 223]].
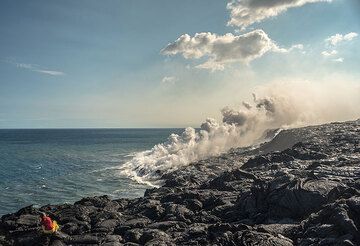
[[119, 80, 360, 186]]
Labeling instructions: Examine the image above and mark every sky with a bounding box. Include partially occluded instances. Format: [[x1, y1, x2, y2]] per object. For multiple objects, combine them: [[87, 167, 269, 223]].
[[0, 0, 359, 128]]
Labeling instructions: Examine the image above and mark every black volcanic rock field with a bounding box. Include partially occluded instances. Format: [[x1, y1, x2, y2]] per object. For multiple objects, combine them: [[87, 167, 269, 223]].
[[1, 120, 360, 246]]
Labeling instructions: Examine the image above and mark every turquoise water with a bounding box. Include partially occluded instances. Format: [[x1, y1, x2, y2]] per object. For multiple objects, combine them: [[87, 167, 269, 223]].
[[0, 129, 183, 215]]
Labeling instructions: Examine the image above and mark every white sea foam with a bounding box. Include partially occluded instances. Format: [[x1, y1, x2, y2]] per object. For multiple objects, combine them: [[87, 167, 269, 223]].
[[119, 80, 360, 186]]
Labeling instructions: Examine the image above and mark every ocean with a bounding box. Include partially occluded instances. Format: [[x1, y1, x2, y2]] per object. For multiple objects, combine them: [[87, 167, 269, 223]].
[[0, 128, 184, 216]]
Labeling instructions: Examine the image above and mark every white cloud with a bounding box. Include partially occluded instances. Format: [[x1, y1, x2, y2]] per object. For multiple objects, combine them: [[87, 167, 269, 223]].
[[161, 76, 177, 85], [288, 44, 304, 52], [333, 57, 344, 63], [4, 60, 65, 76], [321, 50, 338, 57], [161, 29, 298, 71], [326, 32, 358, 46], [34, 69, 65, 76], [271, 43, 304, 53], [16, 63, 33, 69], [227, 0, 332, 29]]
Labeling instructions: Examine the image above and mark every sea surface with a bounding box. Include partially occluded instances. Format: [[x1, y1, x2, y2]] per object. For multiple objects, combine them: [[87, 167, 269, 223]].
[[0, 128, 183, 216]]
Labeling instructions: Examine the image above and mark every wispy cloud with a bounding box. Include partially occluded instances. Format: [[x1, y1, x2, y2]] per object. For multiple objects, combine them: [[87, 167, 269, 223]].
[[321, 50, 338, 57], [321, 32, 358, 62], [325, 32, 358, 46], [33, 69, 65, 76], [333, 57, 344, 63], [3, 59, 65, 76], [227, 0, 332, 30], [161, 76, 177, 85]]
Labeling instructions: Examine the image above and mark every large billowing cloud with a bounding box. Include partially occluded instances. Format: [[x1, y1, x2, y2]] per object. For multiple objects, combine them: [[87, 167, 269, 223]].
[[161, 29, 299, 71], [227, 0, 332, 29]]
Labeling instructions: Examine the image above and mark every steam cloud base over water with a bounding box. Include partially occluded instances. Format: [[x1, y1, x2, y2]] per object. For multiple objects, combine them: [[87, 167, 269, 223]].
[[119, 80, 360, 186]]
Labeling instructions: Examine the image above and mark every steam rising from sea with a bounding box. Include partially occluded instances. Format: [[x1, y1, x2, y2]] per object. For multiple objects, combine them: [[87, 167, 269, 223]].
[[120, 80, 360, 186]]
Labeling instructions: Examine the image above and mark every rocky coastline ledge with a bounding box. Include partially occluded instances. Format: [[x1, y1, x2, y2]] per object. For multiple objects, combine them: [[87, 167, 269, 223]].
[[1, 120, 359, 246]]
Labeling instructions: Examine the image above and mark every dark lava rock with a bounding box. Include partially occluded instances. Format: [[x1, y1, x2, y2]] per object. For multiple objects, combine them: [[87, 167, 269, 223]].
[[1, 119, 360, 245], [234, 230, 293, 246]]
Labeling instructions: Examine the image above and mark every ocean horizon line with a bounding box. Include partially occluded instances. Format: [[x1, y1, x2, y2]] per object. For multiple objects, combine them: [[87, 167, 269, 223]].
[[0, 127, 196, 130]]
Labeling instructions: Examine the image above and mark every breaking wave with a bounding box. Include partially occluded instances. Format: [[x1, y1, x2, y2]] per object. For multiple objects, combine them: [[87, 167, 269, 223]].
[[119, 80, 360, 186]]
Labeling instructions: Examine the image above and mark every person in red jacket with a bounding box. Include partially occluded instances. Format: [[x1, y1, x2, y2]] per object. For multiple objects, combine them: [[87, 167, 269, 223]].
[[40, 212, 59, 234]]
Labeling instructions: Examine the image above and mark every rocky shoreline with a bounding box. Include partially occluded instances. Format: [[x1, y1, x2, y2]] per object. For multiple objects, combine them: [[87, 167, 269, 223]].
[[1, 120, 359, 246]]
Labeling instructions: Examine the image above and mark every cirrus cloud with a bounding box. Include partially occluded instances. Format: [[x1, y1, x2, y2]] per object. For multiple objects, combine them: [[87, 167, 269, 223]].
[[227, 0, 332, 29], [3, 59, 65, 76], [161, 29, 301, 71]]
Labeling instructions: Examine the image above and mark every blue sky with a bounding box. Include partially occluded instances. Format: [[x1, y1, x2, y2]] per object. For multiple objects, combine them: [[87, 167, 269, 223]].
[[0, 0, 359, 128]]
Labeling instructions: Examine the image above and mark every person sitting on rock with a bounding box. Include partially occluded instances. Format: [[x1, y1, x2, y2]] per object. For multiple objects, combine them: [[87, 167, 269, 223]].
[[40, 212, 59, 234]]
